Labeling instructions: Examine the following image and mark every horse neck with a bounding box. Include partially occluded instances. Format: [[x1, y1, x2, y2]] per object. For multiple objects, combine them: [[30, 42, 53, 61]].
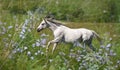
[[48, 22, 59, 32]]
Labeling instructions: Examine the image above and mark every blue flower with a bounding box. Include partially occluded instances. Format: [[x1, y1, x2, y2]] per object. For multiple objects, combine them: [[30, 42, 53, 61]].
[[105, 47, 110, 51], [27, 51, 31, 56], [69, 53, 76, 58], [117, 60, 120, 64], [20, 49, 23, 53], [24, 46, 28, 50], [35, 52, 38, 56], [41, 51, 44, 55], [17, 48, 21, 52], [35, 42, 41, 47], [109, 38, 112, 41], [30, 56, 34, 60], [76, 57, 81, 62], [41, 33, 47, 37], [40, 33, 49, 37], [8, 26, 13, 29], [106, 43, 112, 48], [49, 59, 53, 63], [100, 45, 105, 49], [37, 50, 41, 54], [32, 43, 35, 48], [40, 38, 47, 45]]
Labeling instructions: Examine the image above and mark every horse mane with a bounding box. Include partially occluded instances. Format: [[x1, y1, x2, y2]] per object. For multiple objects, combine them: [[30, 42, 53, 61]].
[[46, 19, 64, 26]]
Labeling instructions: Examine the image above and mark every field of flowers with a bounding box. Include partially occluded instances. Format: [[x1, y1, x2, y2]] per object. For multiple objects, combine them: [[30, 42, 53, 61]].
[[0, 11, 120, 70]]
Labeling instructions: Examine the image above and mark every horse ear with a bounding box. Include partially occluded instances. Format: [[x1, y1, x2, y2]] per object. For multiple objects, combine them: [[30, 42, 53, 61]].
[[43, 18, 48, 24], [45, 15, 50, 18], [45, 14, 55, 20]]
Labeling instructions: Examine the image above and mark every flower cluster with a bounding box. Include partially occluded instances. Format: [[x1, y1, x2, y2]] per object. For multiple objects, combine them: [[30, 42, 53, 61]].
[[19, 19, 29, 39], [1, 9, 120, 70], [48, 36, 118, 70]]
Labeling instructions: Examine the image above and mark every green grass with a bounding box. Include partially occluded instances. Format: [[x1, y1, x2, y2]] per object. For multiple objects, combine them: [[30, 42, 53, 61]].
[[0, 11, 120, 70], [0, 0, 120, 22], [0, 0, 120, 70]]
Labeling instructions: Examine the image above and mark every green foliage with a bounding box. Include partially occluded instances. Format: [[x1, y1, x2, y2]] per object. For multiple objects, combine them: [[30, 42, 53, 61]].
[[0, 1, 120, 70], [0, 11, 120, 69], [0, 0, 120, 22]]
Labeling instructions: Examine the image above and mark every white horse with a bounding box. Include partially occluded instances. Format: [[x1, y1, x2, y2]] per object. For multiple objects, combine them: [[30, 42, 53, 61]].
[[37, 18, 102, 53]]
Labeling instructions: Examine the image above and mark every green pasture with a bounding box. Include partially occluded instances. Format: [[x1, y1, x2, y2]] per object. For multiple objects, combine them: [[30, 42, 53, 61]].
[[0, 0, 120, 70], [0, 11, 120, 70]]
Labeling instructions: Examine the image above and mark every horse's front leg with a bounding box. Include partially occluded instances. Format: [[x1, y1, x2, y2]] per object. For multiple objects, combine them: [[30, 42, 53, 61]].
[[46, 33, 63, 54], [52, 43, 58, 54], [46, 41, 52, 53], [46, 39, 58, 54]]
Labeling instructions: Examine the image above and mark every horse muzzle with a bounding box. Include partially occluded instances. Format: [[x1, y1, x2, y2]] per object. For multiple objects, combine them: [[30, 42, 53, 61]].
[[37, 28, 43, 32]]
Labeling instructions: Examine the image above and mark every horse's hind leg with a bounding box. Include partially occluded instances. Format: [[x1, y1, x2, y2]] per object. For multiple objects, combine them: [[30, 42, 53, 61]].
[[83, 42, 86, 49], [88, 44, 96, 51], [87, 38, 96, 51], [83, 40, 87, 49]]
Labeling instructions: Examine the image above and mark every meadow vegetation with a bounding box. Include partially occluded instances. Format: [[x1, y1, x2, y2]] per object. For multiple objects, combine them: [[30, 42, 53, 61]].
[[0, 0, 120, 70]]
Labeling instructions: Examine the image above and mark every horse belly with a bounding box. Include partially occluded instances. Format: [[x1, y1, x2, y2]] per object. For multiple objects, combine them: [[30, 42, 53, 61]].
[[64, 31, 81, 43]]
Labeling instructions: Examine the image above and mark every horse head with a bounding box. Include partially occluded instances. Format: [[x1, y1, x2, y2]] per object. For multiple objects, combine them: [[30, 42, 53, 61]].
[[37, 18, 49, 32]]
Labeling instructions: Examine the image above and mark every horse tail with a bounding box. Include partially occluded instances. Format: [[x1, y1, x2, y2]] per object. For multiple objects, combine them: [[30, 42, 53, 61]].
[[92, 30, 103, 45]]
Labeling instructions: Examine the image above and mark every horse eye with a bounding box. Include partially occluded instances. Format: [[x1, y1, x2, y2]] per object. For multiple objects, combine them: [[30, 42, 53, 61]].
[[42, 24, 44, 25]]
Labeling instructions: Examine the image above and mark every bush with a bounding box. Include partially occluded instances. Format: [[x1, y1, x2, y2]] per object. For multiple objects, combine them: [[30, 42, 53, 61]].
[[0, 0, 120, 22]]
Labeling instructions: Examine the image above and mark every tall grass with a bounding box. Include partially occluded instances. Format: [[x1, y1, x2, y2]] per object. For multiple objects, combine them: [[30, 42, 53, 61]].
[[0, 10, 120, 70], [0, 0, 120, 70], [1, 0, 120, 22]]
